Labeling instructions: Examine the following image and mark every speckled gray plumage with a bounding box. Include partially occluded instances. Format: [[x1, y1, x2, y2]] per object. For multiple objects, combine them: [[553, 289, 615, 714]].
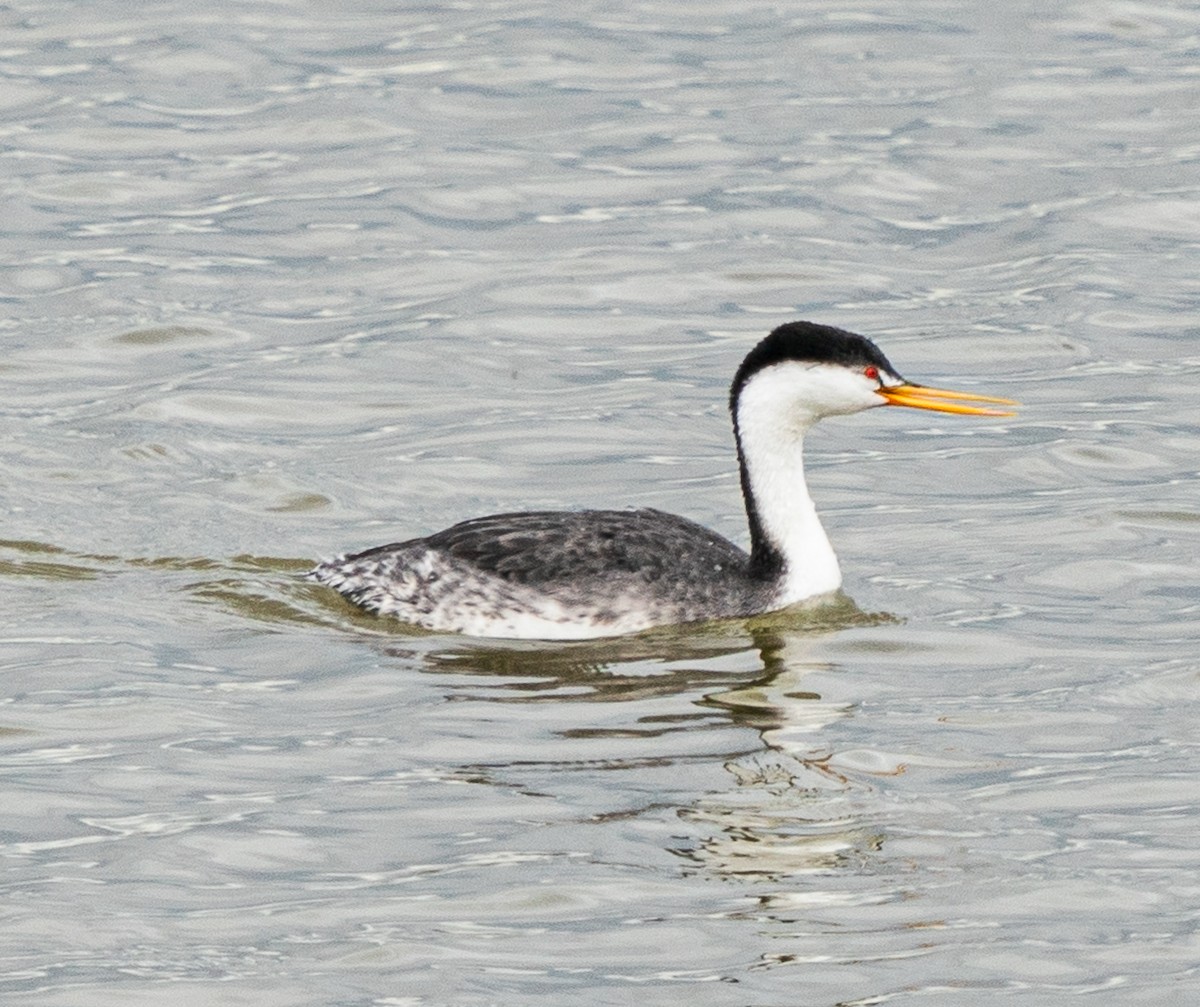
[[309, 508, 779, 637]]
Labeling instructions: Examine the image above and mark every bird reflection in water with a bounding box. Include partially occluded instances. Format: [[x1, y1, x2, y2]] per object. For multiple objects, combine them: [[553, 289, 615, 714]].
[[394, 598, 898, 881]]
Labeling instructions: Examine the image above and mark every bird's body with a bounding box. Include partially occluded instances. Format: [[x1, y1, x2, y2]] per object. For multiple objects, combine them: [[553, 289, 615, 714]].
[[310, 322, 1015, 639], [312, 508, 776, 639]]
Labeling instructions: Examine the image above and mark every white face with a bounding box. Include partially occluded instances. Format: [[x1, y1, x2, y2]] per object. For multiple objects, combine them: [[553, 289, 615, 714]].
[[737, 360, 902, 432]]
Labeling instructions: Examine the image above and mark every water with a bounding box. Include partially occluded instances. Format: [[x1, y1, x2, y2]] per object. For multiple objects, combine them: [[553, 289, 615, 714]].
[[3, 1, 1199, 1003]]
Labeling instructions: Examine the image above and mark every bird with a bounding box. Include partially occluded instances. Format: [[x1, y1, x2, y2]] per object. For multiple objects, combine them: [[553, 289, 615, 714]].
[[309, 321, 1016, 640]]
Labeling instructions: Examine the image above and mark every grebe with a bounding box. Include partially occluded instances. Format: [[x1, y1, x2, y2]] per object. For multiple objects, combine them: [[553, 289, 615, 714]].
[[310, 321, 1015, 639]]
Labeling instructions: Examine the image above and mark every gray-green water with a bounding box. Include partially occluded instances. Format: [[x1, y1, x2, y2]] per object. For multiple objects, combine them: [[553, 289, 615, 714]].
[[3, 2, 1199, 1003]]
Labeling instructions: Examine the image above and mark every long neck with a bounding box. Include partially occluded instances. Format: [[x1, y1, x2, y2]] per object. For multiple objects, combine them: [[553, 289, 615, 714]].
[[732, 373, 842, 603]]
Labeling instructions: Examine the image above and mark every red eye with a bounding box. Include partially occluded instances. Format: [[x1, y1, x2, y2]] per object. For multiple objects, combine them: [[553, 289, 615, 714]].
[[864, 365, 879, 381]]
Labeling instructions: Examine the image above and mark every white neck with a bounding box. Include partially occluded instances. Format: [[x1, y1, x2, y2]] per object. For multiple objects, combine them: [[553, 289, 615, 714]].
[[733, 366, 844, 604]]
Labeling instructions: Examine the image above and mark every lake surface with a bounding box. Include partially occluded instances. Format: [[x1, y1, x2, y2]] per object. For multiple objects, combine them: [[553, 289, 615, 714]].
[[2, 1, 1199, 1003]]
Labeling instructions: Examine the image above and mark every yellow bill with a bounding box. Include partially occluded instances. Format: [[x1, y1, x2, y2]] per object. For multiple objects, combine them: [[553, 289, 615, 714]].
[[877, 383, 1018, 417]]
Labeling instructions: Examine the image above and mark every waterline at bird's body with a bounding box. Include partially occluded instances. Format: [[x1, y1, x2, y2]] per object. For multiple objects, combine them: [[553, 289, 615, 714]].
[[309, 321, 1016, 639]]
